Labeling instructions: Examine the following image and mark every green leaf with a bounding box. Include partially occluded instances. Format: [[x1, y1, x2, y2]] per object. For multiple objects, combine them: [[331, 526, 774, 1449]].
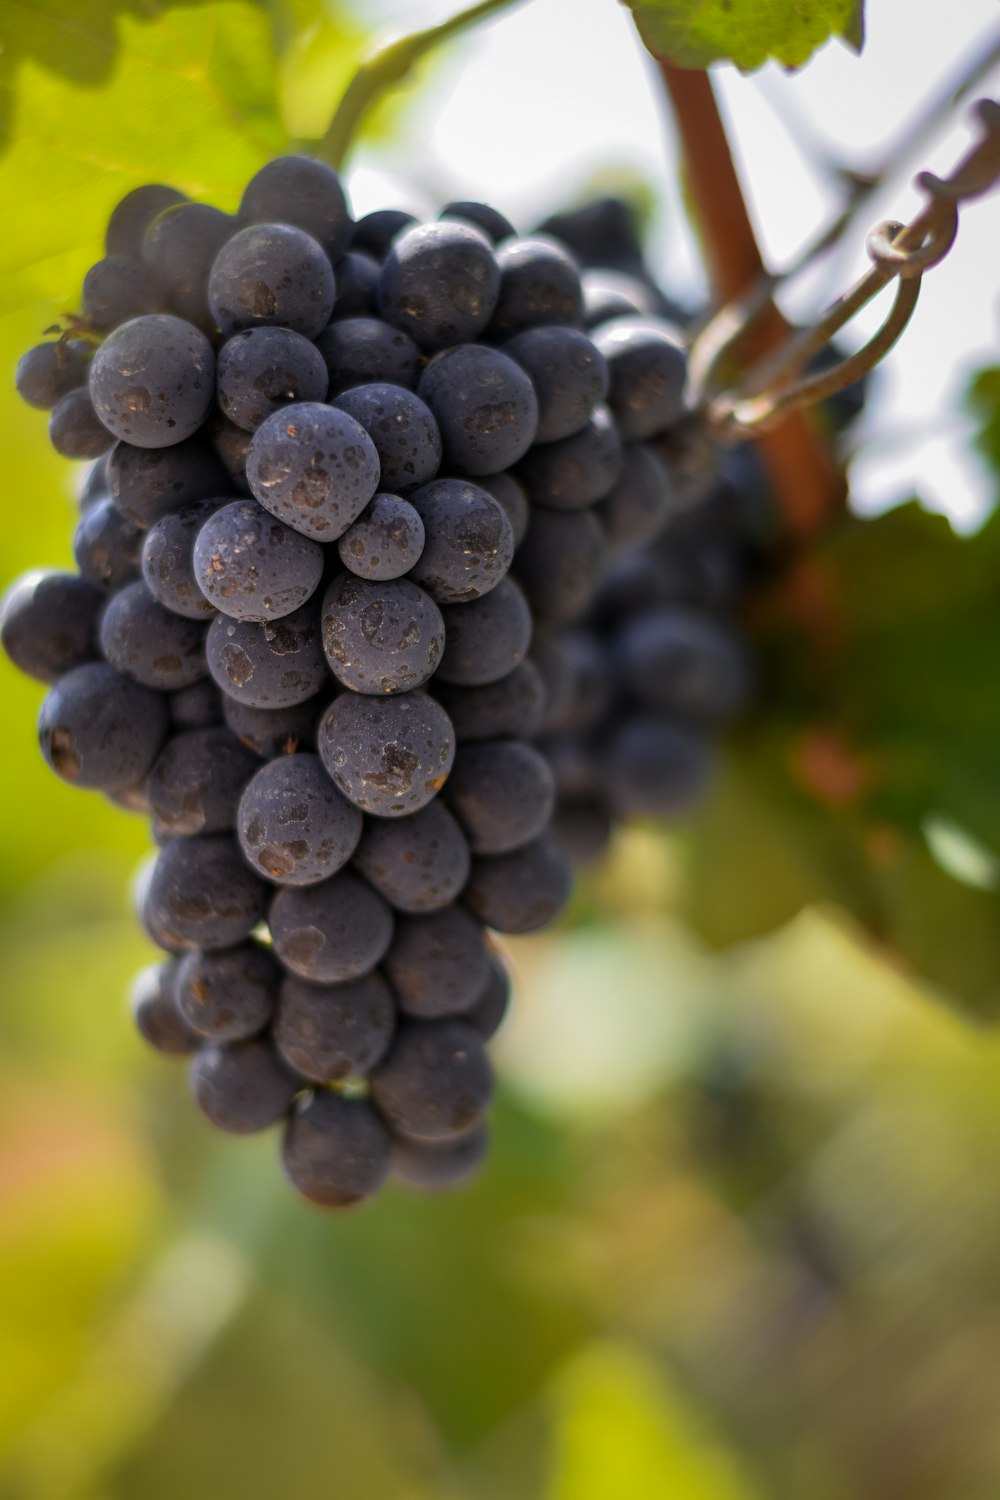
[[967, 363, 1000, 480], [624, 0, 865, 72], [682, 502, 1000, 1018], [0, 0, 289, 315]]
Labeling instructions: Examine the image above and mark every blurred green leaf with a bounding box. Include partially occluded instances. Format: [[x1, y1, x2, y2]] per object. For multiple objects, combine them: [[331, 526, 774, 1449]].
[[967, 364, 1000, 479], [623, 0, 864, 72], [545, 1342, 761, 1500], [682, 502, 1000, 1016], [0, 1, 287, 315]]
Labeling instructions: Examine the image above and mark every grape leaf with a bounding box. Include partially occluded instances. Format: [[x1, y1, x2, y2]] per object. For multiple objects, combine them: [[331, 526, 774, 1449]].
[[968, 364, 1000, 479], [682, 502, 1000, 1018], [623, 0, 865, 72]]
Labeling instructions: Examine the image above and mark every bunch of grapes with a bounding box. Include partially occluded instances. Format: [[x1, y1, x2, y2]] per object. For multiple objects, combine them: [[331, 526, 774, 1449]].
[[542, 465, 761, 864], [523, 198, 758, 864], [3, 157, 701, 1208]]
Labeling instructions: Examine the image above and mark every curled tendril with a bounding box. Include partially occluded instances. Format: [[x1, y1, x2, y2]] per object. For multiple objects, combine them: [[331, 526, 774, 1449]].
[[691, 95, 1000, 443]]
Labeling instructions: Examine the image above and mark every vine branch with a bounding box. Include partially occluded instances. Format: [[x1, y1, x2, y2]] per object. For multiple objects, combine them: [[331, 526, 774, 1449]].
[[316, 0, 526, 171], [657, 62, 846, 542]]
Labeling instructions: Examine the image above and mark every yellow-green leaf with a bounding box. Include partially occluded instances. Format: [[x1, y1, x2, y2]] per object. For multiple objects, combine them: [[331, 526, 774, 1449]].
[[623, 0, 865, 72]]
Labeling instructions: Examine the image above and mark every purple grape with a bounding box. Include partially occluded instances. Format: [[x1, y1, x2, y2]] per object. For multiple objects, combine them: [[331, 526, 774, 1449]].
[[269, 870, 394, 983], [282, 1093, 391, 1208], [274, 970, 395, 1082], [317, 691, 455, 818], [193, 500, 325, 622], [320, 572, 444, 695], [237, 752, 362, 886]]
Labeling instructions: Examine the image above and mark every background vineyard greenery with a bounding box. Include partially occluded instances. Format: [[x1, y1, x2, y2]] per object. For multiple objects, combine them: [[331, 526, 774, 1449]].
[[4, 2, 1000, 1497]]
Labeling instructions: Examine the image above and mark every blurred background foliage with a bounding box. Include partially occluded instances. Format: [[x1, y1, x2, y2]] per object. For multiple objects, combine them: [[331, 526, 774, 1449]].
[[3, 2, 1000, 1498]]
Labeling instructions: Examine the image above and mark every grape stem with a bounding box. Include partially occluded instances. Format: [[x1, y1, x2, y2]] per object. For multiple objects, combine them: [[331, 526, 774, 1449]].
[[316, 0, 528, 171], [656, 62, 846, 541]]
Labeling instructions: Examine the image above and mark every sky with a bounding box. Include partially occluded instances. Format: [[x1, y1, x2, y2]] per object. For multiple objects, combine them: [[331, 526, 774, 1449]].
[[347, 0, 1000, 530]]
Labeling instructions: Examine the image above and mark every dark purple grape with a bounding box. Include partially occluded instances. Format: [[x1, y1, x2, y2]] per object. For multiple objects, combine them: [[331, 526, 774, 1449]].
[[82, 255, 168, 330], [605, 717, 715, 819], [391, 1122, 489, 1190], [239, 156, 352, 260], [516, 405, 623, 510], [74, 498, 143, 592], [431, 659, 546, 742], [78, 455, 110, 511], [436, 577, 532, 687], [439, 201, 514, 243], [246, 402, 380, 540], [141, 500, 222, 618], [106, 184, 186, 258], [332, 384, 441, 495], [38, 661, 168, 791], [16, 340, 93, 410], [314, 316, 421, 396], [546, 630, 611, 735], [596, 442, 675, 550], [330, 250, 379, 315], [445, 740, 554, 854], [465, 952, 510, 1040], [269, 870, 394, 983], [49, 387, 113, 459], [274, 970, 395, 1082], [317, 691, 455, 818], [616, 606, 752, 723], [592, 316, 688, 440], [215, 326, 328, 432], [208, 223, 335, 339], [384, 906, 490, 1019], [142, 201, 234, 326], [237, 753, 362, 886], [320, 573, 444, 695], [503, 324, 608, 442], [336, 493, 425, 581], [176, 942, 281, 1042], [464, 835, 571, 934], [89, 314, 215, 448], [282, 1093, 391, 1207], [107, 435, 229, 529], [222, 692, 323, 757], [193, 500, 325, 622], [378, 222, 500, 350], [550, 799, 613, 867], [351, 209, 416, 259], [515, 507, 606, 626], [531, 630, 575, 731], [351, 800, 470, 914], [131, 959, 198, 1056], [489, 236, 583, 336], [141, 834, 268, 952], [205, 603, 328, 709], [1, 570, 102, 683], [582, 268, 659, 326], [191, 1039, 298, 1133], [100, 580, 207, 690], [208, 413, 253, 495], [478, 472, 529, 549], [407, 478, 514, 604], [417, 344, 538, 475], [148, 726, 260, 836], [169, 680, 222, 731], [371, 1019, 492, 1141]]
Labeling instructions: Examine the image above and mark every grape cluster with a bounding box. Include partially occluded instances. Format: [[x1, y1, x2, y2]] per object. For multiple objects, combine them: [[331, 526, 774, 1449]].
[[3, 160, 700, 1207], [542, 466, 760, 865]]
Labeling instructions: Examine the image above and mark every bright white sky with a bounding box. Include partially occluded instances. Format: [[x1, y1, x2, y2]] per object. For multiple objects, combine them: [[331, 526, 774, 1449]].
[[347, 0, 1000, 530]]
